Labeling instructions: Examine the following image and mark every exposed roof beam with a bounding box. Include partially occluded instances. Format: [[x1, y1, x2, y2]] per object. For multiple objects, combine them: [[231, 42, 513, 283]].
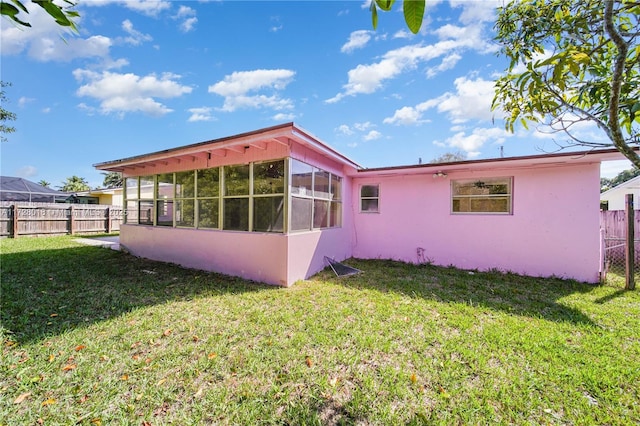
[[249, 141, 268, 150], [271, 137, 289, 146], [226, 145, 245, 154]]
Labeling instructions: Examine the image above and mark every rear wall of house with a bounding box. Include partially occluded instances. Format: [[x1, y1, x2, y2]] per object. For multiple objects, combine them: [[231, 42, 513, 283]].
[[351, 163, 601, 283]]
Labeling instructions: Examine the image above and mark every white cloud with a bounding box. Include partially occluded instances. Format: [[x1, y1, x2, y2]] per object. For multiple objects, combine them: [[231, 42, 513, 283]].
[[180, 17, 198, 33], [336, 125, 354, 135], [327, 4, 496, 103], [187, 107, 215, 122], [84, 0, 171, 17], [16, 166, 38, 178], [208, 69, 295, 112], [18, 97, 34, 108], [393, 30, 413, 39], [434, 127, 510, 157], [335, 122, 380, 142], [384, 76, 498, 126], [121, 20, 152, 45], [383, 106, 428, 126], [326, 40, 479, 103], [363, 130, 382, 141], [173, 6, 197, 32], [354, 122, 373, 131], [0, 1, 116, 63], [425, 53, 461, 78], [451, 0, 500, 25], [341, 30, 372, 53], [73, 69, 193, 117], [175, 5, 195, 18], [273, 113, 295, 121]]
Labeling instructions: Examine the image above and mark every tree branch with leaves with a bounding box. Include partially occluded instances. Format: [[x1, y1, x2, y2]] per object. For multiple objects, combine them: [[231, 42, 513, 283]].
[[370, 0, 426, 34], [0, 82, 16, 143], [1, 0, 78, 30], [491, 0, 640, 167]]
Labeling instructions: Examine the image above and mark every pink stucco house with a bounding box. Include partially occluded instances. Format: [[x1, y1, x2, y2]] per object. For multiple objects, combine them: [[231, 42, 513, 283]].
[[95, 123, 624, 286]]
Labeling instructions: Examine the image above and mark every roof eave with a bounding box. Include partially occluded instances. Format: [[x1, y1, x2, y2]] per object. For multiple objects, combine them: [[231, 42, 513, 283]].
[[94, 122, 362, 172]]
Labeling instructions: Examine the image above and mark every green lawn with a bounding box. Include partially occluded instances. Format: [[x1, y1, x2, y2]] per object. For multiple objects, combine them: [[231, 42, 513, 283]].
[[1, 236, 639, 425]]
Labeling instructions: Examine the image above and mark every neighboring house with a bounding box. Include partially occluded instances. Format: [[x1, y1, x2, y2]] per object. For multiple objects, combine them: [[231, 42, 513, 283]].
[[72, 187, 123, 205], [0, 176, 70, 203], [95, 123, 625, 286], [600, 175, 640, 211]]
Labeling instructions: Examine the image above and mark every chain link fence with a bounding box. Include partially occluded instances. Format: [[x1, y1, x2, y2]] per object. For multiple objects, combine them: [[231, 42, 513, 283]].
[[601, 209, 640, 285]]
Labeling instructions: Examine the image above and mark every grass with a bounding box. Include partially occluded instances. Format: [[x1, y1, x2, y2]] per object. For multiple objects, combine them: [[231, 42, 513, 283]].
[[1, 236, 639, 425]]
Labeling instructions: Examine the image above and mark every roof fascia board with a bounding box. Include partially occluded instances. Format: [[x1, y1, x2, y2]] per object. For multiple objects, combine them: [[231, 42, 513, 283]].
[[355, 148, 629, 177]]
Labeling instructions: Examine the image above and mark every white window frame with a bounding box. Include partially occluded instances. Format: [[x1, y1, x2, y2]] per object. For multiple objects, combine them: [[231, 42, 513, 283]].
[[360, 184, 380, 213], [451, 177, 513, 215]]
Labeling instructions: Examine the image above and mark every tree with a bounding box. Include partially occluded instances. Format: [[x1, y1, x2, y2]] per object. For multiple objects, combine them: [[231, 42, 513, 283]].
[[1, 0, 78, 30], [492, 0, 640, 167], [430, 151, 466, 163], [0, 81, 16, 142], [369, 0, 425, 34], [101, 172, 122, 189], [38, 179, 51, 188], [601, 167, 640, 191], [59, 175, 89, 192]]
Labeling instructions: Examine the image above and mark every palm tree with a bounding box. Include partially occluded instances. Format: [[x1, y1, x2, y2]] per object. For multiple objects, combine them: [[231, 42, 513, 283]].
[[59, 176, 90, 192], [38, 179, 51, 188], [101, 172, 123, 188]]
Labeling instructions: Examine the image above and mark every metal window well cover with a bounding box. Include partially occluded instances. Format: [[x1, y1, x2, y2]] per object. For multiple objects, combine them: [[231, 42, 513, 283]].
[[324, 256, 362, 277]]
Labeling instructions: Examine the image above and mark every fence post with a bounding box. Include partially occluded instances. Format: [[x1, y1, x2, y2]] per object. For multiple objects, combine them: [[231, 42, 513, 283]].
[[106, 207, 111, 233], [626, 194, 635, 290], [599, 228, 606, 284], [11, 204, 18, 238], [69, 205, 75, 235]]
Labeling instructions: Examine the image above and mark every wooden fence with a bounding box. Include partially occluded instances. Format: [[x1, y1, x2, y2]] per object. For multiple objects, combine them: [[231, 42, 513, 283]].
[[0, 203, 123, 238], [600, 207, 640, 289], [600, 209, 640, 239]]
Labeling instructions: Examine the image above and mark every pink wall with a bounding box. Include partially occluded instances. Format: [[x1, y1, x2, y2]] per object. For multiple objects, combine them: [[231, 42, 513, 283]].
[[285, 188, 356, 282], [352, 163, 602, 283], [120, 225, 289, 286]]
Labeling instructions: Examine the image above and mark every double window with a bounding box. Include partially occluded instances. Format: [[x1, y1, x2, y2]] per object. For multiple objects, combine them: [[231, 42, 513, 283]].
[[451, 177, 513, 214], [124, 158, 336, 233]]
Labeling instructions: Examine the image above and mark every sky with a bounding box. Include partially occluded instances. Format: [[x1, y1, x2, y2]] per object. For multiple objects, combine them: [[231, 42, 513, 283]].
[[0, 0, 632, 189]]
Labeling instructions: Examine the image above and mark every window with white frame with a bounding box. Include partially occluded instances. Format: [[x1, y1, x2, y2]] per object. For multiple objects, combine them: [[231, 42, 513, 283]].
[[156, 173, 174, 226], [175, 171, 195, 227], [223, 164, 250, 231], [290, 159, 342, 231], [360, 184, 379, 213], [196, 167, 220, 229], [451, 177, 513, 214], [253, 160, 285, 232], [124, 176, 154, 225]]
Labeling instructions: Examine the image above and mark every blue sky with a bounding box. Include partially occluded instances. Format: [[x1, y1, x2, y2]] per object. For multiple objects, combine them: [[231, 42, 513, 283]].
[[1, 0, 631, 188]]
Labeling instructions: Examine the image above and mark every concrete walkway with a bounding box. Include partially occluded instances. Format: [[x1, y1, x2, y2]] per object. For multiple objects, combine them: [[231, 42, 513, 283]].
[[74, 235, 120, 251]]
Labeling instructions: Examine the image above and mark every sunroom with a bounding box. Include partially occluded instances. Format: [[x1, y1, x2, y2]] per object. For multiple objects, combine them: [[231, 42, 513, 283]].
[[95, 123, 360, 286], [122, 159, 344, 233]]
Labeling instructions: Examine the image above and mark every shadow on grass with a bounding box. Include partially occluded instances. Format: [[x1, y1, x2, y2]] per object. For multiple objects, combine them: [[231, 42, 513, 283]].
[[317, 258, 598, 325], [1, 243, 274, 345], [594, 288, 629, 304]]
